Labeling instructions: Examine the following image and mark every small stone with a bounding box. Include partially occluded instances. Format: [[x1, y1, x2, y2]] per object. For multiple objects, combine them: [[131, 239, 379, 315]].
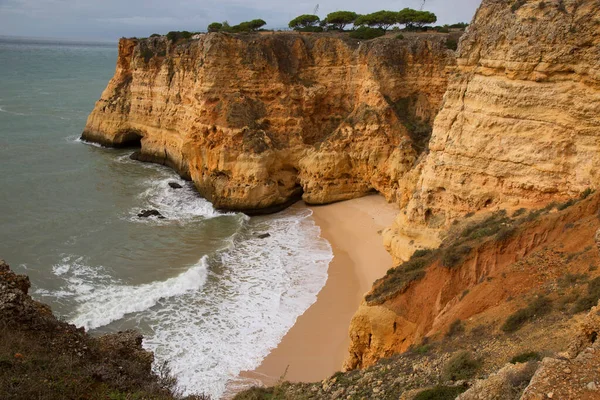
[[564, 368, 572, 374], [373, 388, 380, 394], [587, 382, 598, 391], [547, 393, 554, 398]]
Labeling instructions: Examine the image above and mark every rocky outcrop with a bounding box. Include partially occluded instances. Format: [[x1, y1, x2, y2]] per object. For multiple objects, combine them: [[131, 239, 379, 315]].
[[82, 32, 455, 213], [404, 0, 600, 228], [0, 259, 182, 399]]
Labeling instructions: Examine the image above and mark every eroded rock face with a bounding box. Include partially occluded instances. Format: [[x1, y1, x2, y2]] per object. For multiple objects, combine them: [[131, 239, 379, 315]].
[[405, 0, 600, 228], [83, 33, 455, 213]]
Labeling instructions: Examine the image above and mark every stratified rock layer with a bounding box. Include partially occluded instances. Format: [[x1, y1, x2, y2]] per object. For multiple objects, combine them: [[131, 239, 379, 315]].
[[83, 33, 455, 213], [405, 0, 600, 228]]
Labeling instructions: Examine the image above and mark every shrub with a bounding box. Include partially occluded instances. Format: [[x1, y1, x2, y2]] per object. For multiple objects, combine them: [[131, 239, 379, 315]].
[[513, 208, 527, 217], [445, 38, 458, 50], [510, 351, 542, 364], [413, 248, 434, 258], [506, 361, 539, 391], [349, 26, 386, 40], [442, 245, 471, 268], [166, 31, 193, 43], [572, 277, 600, 313], [413, 344, 432, 355], [396, 33, 405, 40], [208, 22, 223, 32], [557, 199, 576, 211], [443, 351, 481, 381], [446, 319, 465, 338], [294, 26, 324, 33], [511, 0, 527, 12], [414, 386, 467, 400], [150, 33, 161, 38], [460, 211, 509, 241], [366, 249, 436, 304], [449, 22, 469, 29], [502, 296, 552, 333], [581, 188, 594, 199]]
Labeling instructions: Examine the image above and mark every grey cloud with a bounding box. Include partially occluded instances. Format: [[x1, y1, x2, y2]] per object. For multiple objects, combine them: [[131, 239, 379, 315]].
[[0, 0, 482, 41]]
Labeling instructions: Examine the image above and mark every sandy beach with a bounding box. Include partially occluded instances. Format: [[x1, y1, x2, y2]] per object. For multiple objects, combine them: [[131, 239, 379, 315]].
[[241, 194, 398, 386]]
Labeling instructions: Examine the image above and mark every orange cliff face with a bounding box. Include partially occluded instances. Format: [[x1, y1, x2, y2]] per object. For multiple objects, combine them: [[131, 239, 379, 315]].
[[384, 0, 600, 263], [348, 0, 600, 372], [82, 32, 456, 213], [405, 0, 600, 228]]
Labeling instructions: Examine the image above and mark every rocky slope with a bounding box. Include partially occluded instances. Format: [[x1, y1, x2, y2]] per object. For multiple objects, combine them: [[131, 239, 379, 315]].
[[0, 260, 203, 400], [346, 191, 600, 370], [82, 32, 455, 213]]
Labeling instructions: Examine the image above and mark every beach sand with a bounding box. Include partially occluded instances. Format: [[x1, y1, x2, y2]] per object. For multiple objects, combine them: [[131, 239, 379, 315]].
[[240, 194, 398, 386]]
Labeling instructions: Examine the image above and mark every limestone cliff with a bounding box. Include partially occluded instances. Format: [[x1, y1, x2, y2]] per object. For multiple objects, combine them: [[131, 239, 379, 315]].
[[405, 0, 600, 228], [82, 32, 455, 213]]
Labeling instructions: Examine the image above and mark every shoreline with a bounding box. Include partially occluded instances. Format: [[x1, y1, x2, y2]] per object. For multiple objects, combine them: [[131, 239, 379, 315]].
[[238, 195, 398, 388]]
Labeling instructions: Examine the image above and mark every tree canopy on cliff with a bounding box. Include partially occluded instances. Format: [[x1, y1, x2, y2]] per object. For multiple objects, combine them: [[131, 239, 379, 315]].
[[207, 22, 223, 32], [354, 10, 398, 31], [325, 11, 359, 30], [208, 19, 267, 33], [289, 14, 321, 30]]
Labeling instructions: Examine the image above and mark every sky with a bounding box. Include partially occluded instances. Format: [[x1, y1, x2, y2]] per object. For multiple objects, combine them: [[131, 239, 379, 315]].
[[0, 0, 482, 42]]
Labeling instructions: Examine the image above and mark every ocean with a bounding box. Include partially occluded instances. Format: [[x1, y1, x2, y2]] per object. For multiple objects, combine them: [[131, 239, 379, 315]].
[[0, 37, 332, 398]]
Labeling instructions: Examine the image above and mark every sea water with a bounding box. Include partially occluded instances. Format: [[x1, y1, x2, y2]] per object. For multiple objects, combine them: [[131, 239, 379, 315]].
[[0, 37, 332, 398]]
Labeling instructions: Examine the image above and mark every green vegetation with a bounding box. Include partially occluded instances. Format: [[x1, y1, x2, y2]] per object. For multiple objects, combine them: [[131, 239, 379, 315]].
[[207, 19, 267, 33], [572, 277, 600, 313], [397, 8, 437, 30], [349, 26, 386, 40], [443, 351, 481, 381], [502, 296, 552, 333], [166, 31, 194, 43], [208, 22, 223, 32], [355, 10, 399, 31], [511, 0, 527, 12], [445, 37, 458, 51], [510, 351, 542, 364], [365, 248, 435, 305], [288, 14, 320, 30], [445, 319, 465, 338], [442, 245, 471, 268], [325, 11, 358, 30], [414, 386, 467, 400]]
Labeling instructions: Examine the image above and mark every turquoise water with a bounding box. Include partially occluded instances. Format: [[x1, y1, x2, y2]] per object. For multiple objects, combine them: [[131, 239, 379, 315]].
[[0, 38, 332, 398]]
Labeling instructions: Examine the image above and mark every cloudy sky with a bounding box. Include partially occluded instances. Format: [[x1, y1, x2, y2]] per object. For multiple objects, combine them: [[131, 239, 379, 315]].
[[0, 0, 482, 41]]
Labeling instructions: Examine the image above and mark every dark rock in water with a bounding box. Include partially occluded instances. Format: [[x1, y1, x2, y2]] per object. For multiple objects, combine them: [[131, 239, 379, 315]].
[[168, 182, 183, 189], [257, 233, 271, 239], [137, 209, 165, 219], [129, 151, 141, 161]]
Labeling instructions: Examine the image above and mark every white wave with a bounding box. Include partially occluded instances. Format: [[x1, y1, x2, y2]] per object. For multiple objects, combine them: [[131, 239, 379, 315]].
[[142, 207, 332, 398], [76, 137, 112, 148], [0, 105, 26, 116], [71, 256, 209, 331], [131, 175, 223, 221]]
